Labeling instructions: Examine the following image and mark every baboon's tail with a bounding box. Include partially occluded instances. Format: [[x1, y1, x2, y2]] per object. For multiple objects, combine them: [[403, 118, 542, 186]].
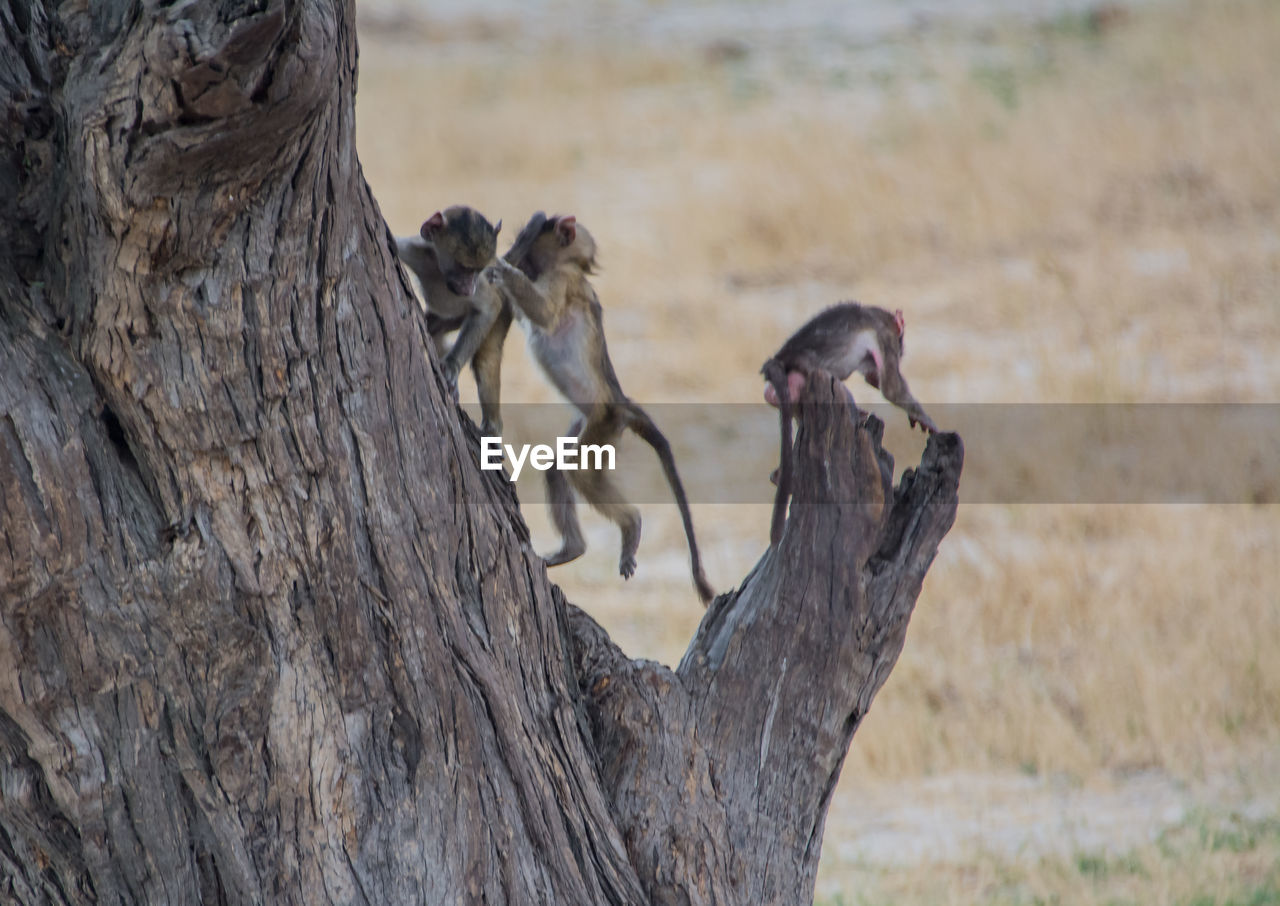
[[625, 404, 716, 605]]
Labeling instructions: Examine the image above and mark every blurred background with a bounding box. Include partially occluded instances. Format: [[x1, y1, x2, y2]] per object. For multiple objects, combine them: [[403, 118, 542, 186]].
[[354, 1, 1280, 902]]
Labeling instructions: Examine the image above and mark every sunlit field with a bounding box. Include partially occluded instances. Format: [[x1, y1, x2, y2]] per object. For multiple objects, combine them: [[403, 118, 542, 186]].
[[355, 1, 1280, 901]]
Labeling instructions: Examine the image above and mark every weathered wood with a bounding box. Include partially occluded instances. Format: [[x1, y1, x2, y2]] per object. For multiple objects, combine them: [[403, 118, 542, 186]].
[[570, 377, 962, 904], [0, 3, 961, 904]]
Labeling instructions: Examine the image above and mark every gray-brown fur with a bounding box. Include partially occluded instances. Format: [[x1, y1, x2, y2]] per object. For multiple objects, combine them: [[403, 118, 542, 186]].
[[762, 301, 937, 545], [396, 205, 511, 434], [493, 212, 715, 605]]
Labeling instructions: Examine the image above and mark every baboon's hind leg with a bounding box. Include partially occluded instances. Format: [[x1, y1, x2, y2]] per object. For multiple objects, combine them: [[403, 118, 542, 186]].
[[544, 464, 588, 567], [569, 418, 641, 579]]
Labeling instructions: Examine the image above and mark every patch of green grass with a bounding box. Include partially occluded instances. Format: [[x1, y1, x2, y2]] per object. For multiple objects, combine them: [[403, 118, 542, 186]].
[[1075, 850, 1148, 880], [1042, 9, 1113, 42], [1076, 853, 1110, 879], [1161, 810, 1280, 856], [1186, 884, 1280, 906], [971, 63, 1019, 109]]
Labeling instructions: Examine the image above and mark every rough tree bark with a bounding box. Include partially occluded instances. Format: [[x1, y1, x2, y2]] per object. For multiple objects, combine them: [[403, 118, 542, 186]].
[[0, 3, 962, 904]]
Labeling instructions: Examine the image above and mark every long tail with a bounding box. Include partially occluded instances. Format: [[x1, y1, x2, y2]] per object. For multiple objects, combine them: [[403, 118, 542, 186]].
[[761, 358, 793, 547], [625, 405, 716, 605]]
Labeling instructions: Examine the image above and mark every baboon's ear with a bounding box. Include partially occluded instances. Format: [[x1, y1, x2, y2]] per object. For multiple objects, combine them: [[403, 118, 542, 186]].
[[556, 215, 577, 245], [493, 219, 502, 237], [420, 210, 446, 239], [893, 308, 906, 337]]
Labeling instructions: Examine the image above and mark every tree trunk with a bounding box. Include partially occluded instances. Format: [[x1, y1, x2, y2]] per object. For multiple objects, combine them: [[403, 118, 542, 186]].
[[0, 4, 962, 904]]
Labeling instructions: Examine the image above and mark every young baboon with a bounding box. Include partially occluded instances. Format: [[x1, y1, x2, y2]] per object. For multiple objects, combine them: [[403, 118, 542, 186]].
[[396, 205, 511, 435], [492, 212, 716, 605], [762, 302, 938, 546]]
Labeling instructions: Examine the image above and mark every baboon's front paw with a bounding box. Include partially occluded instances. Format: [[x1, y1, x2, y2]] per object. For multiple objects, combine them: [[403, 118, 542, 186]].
[[440, 366, 461, 402], [619, 553, 637, 580]]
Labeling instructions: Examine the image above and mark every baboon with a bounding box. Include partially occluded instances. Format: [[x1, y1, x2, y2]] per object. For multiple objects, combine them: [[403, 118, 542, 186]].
[[762, 302, 938, 546], [492, 212, 716, 605], [396, 205, 511, 435]]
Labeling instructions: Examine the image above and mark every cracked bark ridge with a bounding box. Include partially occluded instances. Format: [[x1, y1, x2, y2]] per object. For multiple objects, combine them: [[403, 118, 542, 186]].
[[570, 373, 963, 905], [3, 3, 643, 903], [1, 2, 961, 904]]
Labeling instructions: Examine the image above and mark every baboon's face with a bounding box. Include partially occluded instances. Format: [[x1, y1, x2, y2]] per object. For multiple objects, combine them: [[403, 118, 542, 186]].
[[520, 230, 561, 280], [421, 208, 500, 297], [865, 310, 904, 389], [524, 216, 597, 279], [433, 241, 491, 297]]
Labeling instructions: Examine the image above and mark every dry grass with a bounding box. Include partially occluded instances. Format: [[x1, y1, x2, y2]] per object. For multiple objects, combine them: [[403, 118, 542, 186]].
[[818, 808, 1280, 906], [356, 0, 1280, 897]]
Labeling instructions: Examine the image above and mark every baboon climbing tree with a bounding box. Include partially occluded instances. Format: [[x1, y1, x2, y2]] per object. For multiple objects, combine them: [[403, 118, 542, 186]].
[[0, 4, 962, 904]]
